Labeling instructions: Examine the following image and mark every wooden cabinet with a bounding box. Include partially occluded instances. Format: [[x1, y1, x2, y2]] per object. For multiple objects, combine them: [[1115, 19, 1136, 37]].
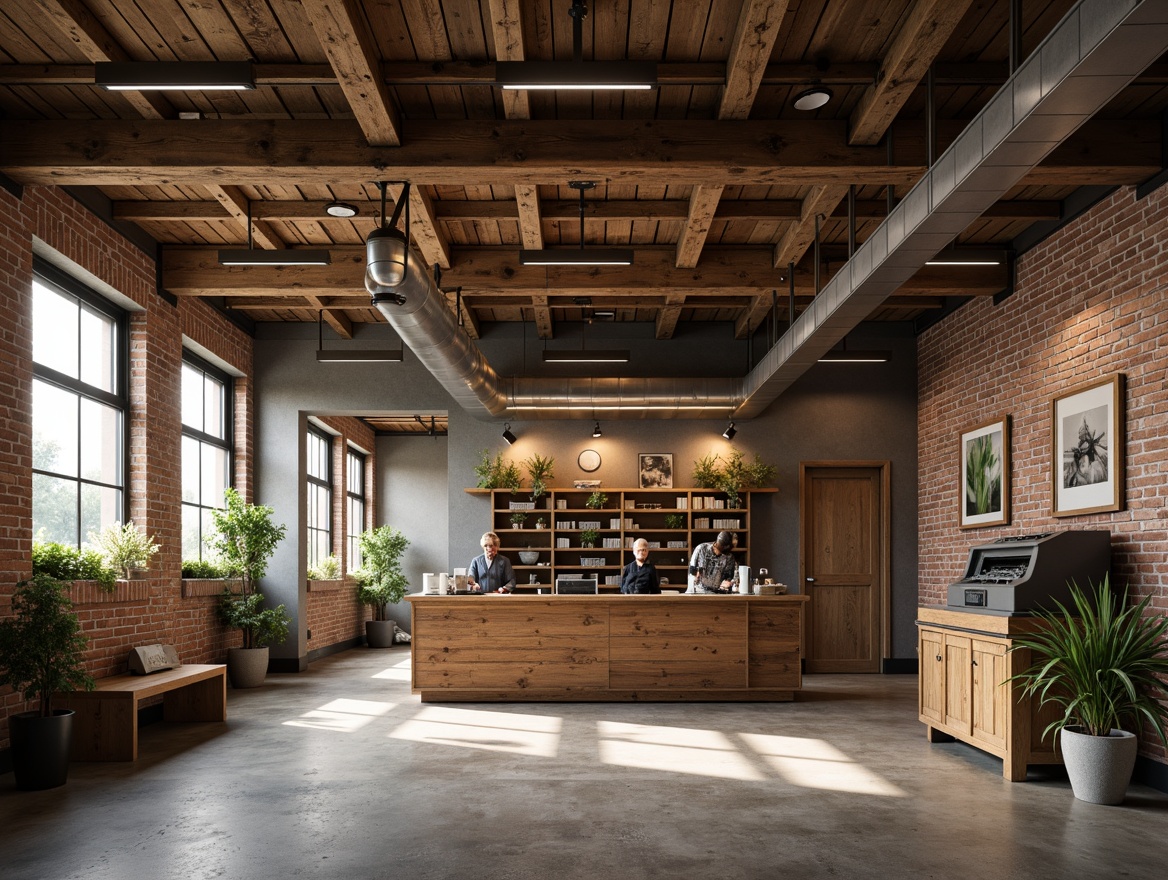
[[917, 607, 1059, 781], [477, 487, 772, 592]]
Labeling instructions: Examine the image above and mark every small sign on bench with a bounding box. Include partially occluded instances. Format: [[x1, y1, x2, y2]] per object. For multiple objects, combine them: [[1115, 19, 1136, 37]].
[[128, 644, 180, 675]]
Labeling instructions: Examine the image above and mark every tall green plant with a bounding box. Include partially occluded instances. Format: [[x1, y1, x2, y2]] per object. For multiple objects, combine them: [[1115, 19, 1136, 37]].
[[0, 574, 95, 716], [208, 488, 287, 596], [1010, 577, 1168, 746], [474, 449, 522, 492], [524, 452, 555, 501], [355, 526, 411, 621]]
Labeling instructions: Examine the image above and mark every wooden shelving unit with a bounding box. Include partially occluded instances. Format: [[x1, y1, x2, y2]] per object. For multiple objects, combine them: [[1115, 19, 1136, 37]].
[[474, 487, 771, 592]]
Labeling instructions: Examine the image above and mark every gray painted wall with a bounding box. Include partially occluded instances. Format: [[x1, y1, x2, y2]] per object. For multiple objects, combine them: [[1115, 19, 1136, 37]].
[[253, 318, 919, 665]]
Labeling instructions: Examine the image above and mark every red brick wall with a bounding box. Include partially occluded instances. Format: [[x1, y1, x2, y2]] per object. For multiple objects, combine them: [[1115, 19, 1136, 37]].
[[918, 184, 1168, 763], [305, 416, 377, 650], [0, 187, 254, 748]]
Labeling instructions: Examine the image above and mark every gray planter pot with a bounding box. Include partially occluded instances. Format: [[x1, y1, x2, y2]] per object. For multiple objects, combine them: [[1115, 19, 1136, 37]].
[[1060, 727, 1139, 805], [226, 646, 269, 689], [9, 709, 74, 790], [366, 619, 396, 648]]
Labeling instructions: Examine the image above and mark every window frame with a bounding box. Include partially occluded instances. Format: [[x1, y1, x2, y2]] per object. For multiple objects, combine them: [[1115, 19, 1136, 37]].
[[346, 446, 367, 572], [31, 260, 129, 546], [180, 351, 234, 561], [306, 425, 333, 569]]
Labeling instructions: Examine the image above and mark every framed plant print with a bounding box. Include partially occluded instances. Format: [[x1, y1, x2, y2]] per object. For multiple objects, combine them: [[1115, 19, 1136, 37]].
[[638, 453, 673, 489], [1052, 373, 1124, 517], [960, 417, 1010, 528]]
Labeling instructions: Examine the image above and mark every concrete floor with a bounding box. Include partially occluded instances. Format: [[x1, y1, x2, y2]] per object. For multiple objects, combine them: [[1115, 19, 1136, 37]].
[[2, 648, 1166, 880]]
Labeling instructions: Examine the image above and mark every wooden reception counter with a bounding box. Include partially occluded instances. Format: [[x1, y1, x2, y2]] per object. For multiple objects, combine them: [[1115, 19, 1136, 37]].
[[406, 593, 809, 702]]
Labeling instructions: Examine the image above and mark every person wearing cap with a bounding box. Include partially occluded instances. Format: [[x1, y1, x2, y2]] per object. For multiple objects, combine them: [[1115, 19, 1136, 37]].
[[686, 530, 737, 593]]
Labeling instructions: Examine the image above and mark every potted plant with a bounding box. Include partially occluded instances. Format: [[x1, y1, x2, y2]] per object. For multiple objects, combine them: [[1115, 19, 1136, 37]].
[[354, 526, 410, 648], [474, 449, 522, 492], [307, 554, 341, 581], [0, 573, 95, 790], [1010, 577, 1168, 804], [524, 453, 555, 507], [32, 540, 116, 592], [690, 450, 778, 508], [89, 520, 160, 579], [585, 491, 608, 510], [665, 513, 685, 530], [510, 511, 528, 529], [534, 516, 547, 530], [580, 528, 599, 549], [209, 488, 290, 688]]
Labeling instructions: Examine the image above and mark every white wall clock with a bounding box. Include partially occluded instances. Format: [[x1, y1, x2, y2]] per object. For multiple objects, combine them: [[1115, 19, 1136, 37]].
[[577, 449, 601, 472]]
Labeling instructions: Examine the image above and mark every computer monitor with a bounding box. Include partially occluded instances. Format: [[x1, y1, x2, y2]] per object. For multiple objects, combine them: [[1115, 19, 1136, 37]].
[[555, 575, 599, 595]]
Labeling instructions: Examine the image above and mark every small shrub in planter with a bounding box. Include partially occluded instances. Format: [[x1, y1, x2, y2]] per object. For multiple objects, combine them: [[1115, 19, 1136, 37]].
[[89, 520, 160, 579], [307, 554, 342, 580], [32, 541, 116, 592]]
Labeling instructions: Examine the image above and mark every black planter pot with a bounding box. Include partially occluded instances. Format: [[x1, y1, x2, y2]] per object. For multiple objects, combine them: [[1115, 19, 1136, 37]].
[[366, 619, 396, 648], [9, 709, 74, 790]]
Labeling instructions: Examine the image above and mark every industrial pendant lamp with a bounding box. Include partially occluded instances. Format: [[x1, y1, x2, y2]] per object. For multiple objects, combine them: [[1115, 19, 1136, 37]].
[[520, 181, 633, 266], [496, 0, 656, 91], [366, 181, 410, 306], [218, 200, 331, 266], [592, 421, 603, 438]]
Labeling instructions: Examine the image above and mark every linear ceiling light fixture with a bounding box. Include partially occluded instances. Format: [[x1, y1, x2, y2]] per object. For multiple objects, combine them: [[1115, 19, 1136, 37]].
[[218, 200, 331, 266], [925, 247, 1008, 266], [96, 61, 255, 91], [542, 349, 630, 363], [497, 1, 656, 91], [315, 311, 402, 362], [521, 181, 633, 266]]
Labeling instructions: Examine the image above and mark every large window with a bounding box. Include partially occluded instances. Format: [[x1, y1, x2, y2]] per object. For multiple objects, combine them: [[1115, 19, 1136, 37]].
[[31, 269, 126, 546], [306, 427, 332, 568], [181, 355, 232, 560], [346, 447, 367, 571]]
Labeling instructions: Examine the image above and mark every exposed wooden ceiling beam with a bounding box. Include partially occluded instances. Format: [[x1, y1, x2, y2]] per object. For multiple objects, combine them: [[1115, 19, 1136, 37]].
[[113, 197, 1064, 224], [4, 118, 1152, 188], [300, 0, 402, 146], [209, 185, 285, 251], [656, 294, 688, 339], [719, 1, 791, 119], [33, 0, 173, 120]]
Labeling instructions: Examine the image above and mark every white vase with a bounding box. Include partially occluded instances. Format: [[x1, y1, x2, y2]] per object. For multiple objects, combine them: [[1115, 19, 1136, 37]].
[[1060, 727, 1138, 805]]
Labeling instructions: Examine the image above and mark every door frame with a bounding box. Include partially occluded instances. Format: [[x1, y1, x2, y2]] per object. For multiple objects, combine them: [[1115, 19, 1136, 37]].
[[798, 461, 892, 668]]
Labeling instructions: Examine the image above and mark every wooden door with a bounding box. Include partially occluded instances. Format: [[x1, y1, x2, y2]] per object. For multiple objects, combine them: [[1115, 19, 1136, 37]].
[[800, 464, 888, 673]]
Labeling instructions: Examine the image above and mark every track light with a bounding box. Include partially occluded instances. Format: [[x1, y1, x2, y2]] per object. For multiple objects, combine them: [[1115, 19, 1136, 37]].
[[592, 421, 602, 438], [792, 87, 832, 110], [502, 423, 517, 445], [722, 421, 737, 441]]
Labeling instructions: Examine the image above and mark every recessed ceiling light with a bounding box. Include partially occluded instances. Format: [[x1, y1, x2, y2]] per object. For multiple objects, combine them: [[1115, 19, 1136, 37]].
[[792, 87, 833, 111], [324, 202, 359, 218]]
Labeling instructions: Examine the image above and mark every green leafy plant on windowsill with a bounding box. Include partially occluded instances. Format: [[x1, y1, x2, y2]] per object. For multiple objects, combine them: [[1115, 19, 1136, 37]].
[[307, 554, 342, 580], [32, 541, 116, 593], [182, 558, 230, 579], [89, 520, 160, 579]]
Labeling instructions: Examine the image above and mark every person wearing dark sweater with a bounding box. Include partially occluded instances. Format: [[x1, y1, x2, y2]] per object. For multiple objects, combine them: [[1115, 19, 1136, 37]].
[[620, 538, 661, 594]]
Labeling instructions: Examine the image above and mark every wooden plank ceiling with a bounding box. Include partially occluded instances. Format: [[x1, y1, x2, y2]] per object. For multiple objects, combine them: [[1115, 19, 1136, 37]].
[[1, 0, 1165, 347]]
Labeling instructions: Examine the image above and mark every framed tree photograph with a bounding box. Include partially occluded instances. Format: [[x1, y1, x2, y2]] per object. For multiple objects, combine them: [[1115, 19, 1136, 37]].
[[960, 417, 1010, 528], [1052, 373, 1125, 517], [638, 453, 673, 489]]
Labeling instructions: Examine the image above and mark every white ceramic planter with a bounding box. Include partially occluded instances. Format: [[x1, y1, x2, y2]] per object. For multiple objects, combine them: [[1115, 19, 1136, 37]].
[[1060, 727, 1138, 805]]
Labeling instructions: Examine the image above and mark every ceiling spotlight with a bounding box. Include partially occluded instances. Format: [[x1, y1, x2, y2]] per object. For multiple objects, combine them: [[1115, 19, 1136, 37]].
[[722, 421, 737, 441], [502, 423, 517, 445], [324, 201, 359, 218], [792, 87, 833, 111], [592, 421, 602, 438]]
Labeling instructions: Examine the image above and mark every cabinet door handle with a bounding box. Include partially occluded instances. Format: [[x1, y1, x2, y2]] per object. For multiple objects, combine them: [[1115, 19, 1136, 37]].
[[971, 659, 978, 667], [935, 654, 942, 662]]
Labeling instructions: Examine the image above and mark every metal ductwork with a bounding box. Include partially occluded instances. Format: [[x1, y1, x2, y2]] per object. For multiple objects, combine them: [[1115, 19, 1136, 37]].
[[372, 0, 1168, 423], [370, 251, 744, 420]]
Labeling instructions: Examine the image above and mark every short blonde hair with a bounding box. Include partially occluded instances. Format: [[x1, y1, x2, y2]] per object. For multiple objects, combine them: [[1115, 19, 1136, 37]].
[[480, 531, 500, 549]]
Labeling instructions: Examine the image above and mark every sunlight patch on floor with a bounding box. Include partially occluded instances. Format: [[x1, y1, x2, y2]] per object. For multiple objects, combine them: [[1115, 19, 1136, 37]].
[[390, 706, 562, 756], [283, 698, 396, 733], [598, 721, 765, 780], [371, 655, 413, 681], [739, 733, 906, 796]]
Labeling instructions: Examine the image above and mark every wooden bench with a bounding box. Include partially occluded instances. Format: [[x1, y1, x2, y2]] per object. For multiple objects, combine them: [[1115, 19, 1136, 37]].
[[56, 664, 227, 762]]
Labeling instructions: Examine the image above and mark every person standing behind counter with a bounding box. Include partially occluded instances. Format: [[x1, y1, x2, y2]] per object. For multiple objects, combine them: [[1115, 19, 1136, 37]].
[[686, 530, 737, 593], [467, 531, 515, 593], [620, 538, 661, 594]]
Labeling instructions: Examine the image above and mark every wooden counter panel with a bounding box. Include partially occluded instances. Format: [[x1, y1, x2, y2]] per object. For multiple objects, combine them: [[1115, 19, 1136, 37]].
[[407, 595, 807, 701], [609, 659, 747, 690]]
